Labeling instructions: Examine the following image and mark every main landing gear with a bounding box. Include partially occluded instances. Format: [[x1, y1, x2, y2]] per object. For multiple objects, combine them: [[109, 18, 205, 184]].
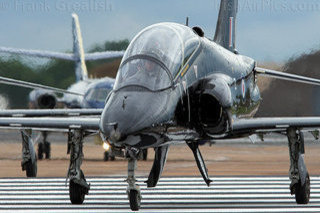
[[287, 127, 310, 204], [67, 130, 90, 204], [37, 131, 51, 160], [21, 129, 37, 177]]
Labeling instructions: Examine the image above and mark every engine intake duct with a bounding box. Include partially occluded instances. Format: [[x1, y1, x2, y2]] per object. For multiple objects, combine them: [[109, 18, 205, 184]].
[[198, 76, 232, 134], [199, 94, 223, 127], [37, 94, 57, 109]]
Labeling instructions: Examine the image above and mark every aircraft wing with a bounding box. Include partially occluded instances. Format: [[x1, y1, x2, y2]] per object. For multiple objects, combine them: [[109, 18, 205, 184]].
[[0, 109, 103, 117], [255, 67, 320, 86], [0, 117, 100, 131], [0, 46, 124, 61], [0, 76, 84, 96], [84, 51, 125, 61], [232, 117, 320, 135]]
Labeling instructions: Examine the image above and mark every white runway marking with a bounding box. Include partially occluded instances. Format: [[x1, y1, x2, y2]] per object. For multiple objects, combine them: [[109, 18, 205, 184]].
[[0, 176, 319, 212]]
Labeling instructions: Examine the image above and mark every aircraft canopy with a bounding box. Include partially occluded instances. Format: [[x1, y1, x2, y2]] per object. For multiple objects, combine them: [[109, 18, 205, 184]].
[[115, 23, 200, 91]]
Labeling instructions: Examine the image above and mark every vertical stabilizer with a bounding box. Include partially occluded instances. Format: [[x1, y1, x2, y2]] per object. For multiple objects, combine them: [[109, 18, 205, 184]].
[[214, 0, 238, 52], [72, 13, 88, 82]]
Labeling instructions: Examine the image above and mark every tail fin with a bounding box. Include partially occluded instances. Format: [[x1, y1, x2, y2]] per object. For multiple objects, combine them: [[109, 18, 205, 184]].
[[72, 13, 88, 82], [214, 0, 238, 52]]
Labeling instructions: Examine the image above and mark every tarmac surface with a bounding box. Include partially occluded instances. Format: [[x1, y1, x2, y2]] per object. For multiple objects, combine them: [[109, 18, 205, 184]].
[[0, 176, 319, 212], [0, 130, 319, 212], [0, 130, 320, 177]]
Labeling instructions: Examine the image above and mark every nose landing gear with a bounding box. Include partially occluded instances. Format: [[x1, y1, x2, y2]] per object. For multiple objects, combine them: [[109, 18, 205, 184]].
[[287, 128, 310, 204], [126, 148, 142, 211]]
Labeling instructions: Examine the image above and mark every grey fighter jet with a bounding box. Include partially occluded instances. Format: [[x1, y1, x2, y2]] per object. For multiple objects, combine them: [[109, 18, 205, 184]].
[[0, 0, 319, 211]]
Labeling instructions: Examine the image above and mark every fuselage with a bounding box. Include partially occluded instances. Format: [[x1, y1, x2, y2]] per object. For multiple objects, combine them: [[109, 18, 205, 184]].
[[100, 22, 261, 148]]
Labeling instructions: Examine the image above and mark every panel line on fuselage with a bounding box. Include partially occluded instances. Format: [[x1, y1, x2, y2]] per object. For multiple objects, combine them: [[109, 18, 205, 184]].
[[174, 41, 201, 82]]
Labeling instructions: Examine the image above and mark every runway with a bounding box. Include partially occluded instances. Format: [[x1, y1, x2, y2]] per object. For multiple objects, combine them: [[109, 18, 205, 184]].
[[0, 177, 319, 212]]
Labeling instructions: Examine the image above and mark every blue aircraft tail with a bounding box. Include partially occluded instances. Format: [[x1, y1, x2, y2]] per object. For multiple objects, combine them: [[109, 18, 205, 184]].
[[214, 0, 238, 52]]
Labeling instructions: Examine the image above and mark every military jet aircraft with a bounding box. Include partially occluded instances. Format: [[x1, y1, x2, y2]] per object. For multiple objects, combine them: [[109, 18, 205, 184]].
[[0, 0, 320, 211]]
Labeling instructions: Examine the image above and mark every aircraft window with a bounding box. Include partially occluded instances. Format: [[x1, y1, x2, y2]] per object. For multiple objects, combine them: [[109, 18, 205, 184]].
[[124, 25, 183, 76], [115, 57, 171, 91], [86, 88, 111, 102]]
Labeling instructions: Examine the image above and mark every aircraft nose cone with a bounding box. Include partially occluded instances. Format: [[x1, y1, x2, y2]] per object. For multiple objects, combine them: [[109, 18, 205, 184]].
[[101, 122, 123, 142], [99, 90, 169, 143]]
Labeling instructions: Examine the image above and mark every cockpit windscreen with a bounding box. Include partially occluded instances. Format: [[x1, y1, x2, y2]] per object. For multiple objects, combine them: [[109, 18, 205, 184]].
[[115, 22, 200, 91]]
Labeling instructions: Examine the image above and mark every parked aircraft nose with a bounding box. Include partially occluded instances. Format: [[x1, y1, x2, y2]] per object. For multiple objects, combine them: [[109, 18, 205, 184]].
[[99, 90, 169, 144]]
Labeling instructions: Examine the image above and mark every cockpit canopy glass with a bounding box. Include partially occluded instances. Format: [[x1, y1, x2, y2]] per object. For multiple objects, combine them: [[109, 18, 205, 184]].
[[86, 88, 111, 102], [115, 22, 200, 91]]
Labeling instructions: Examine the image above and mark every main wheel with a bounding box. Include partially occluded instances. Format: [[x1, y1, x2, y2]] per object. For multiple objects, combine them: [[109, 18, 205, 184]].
[[69, 171, 86, 204], [129, 189, 141, 211], [295, 173, 310, 204], [37, 143, 43, 160], [44, 141, 51, 159], [25, 159, 37, 177]]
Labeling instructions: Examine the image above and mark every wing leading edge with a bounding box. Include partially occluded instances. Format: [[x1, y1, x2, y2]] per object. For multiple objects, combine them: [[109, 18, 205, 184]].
[[0, 117, 100, 131], [0, 115, 319, 138], [0, 76, 84, 96], [0, 108, 103, 117], [255, 67, 320, 86], [0, 46, 124, 62], [232, 117, 320, 135]]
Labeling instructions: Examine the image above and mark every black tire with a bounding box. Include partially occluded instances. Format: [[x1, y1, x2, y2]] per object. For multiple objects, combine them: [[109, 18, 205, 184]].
[[295, 174, 310, 204], [104, 151, 109, 161], [129, 189, 141, 211], [69, 171, 86, 204], [37, 143, 43, 160], [110, 156, 115, 161], [44, 141, 51, 159], [25, 160, 37, 177], [142, 149, 148, 161]]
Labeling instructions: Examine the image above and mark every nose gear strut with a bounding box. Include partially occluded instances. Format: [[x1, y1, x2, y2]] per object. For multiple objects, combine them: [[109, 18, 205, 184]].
[[125, 147, 142, 211]]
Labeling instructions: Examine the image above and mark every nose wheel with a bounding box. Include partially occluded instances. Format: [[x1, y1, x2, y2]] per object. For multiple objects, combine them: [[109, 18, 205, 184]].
[[126, 149, 142, 211], [127, 187, 141, 211]]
